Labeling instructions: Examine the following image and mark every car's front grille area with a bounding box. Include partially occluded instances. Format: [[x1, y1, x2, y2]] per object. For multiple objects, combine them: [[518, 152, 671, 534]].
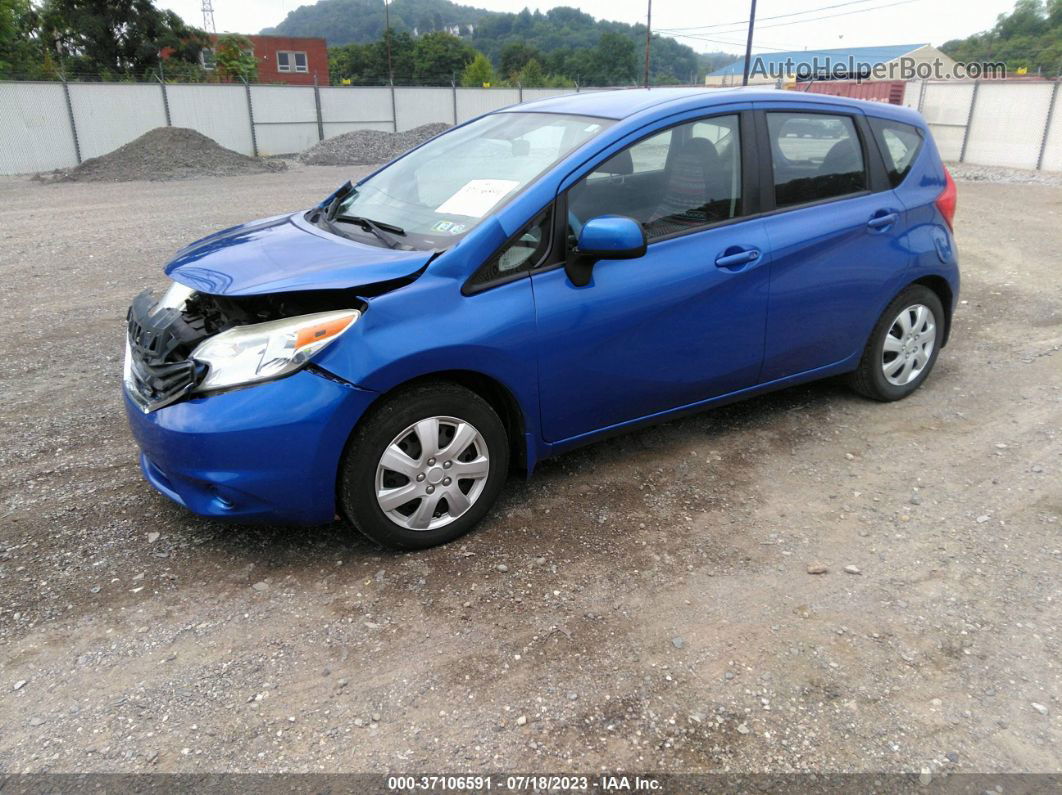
[[125, 289, 205, 412]]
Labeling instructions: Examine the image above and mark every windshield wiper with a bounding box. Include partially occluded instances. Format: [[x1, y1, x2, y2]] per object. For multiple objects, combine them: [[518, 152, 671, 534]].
[[334, 215, 406, 249]]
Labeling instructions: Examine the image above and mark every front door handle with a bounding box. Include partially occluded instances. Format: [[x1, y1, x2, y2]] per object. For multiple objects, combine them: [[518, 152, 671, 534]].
[[867, 212, 899, 230], [715, 247, 761, 270]]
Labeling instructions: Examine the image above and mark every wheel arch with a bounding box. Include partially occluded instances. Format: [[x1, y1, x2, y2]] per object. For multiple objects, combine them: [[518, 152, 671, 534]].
[[910, 275, 954, 346], [346, 369, 530, 476]]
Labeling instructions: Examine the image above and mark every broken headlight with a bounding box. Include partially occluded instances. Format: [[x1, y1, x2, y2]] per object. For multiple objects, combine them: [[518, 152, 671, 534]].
[[191, 310, 360, 393]]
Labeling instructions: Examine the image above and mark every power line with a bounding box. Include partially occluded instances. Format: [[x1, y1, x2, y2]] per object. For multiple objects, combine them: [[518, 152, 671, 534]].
[[669, 32, 795, 52], [658, 0, 886, 33], [660, 0, 920, 38]]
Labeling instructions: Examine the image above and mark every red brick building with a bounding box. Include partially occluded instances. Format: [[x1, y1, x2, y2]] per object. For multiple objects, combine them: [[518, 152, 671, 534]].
[[200, 34, 329, 85]]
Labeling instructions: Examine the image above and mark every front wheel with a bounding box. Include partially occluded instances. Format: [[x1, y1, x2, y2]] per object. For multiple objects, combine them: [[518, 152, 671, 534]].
[[339, 383, 509, 549], [849, 285, 945, 401]]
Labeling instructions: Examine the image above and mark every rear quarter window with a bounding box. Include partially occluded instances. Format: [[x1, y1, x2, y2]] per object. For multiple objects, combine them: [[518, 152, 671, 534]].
[[869, 118, 924, 188]]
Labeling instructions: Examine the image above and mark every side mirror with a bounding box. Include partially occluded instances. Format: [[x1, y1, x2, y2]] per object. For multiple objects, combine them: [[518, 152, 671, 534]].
[[566, 215, 647, 287]]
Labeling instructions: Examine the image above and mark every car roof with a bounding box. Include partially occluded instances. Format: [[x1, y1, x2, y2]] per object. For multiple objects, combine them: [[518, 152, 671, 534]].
[[502, 86, 920, 122]]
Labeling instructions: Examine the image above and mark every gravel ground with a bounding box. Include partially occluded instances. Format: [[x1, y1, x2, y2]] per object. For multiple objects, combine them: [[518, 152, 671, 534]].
[[299, 123, 452, 166], [40, 127, 287, 183], [948, 162, 1062, 186], [0, 167, 1059, 776]]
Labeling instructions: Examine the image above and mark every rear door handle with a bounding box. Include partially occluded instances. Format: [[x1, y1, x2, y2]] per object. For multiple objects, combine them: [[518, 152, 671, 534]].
[[867, 212, 899, 230], [715, 247, 761, 270]]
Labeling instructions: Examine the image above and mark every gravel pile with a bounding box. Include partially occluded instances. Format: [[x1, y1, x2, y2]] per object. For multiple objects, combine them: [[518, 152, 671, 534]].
[[299, 123, 451, 166], [948, 162, 1062, 186], [46, 127, 286, 183]]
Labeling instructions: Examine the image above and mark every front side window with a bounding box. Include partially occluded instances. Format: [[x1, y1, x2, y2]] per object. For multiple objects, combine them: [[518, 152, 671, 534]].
[[293, 52, 308, 72], [199, 48, 215, 70], [767, 112, 866, 207], [331, 112, 612, 250], [869, 118, 923, 188], [568, 115, 742, 243]]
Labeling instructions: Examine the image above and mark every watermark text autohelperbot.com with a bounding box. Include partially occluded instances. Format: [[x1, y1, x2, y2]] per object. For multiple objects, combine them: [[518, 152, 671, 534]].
[[751, 56, 1006, 81]]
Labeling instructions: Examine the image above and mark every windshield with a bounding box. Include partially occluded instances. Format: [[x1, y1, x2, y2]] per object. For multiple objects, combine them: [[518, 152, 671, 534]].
[[330, 112, 614, 250]]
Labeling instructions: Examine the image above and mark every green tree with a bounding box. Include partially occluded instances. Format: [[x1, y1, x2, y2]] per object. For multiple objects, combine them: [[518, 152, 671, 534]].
[[460, 51, 495, 87], [412, 31, 474, 83], [39, 0, 208, 78], [942, 0, 1062, 74], [0, 0, 43, 76], [214, 33, 257, 82], [515, 57, 545, 87], [270, 0, 701, 87], [329, 41, 371, 83], [500, 41, 539, 80], [375, 29, 416, 82]]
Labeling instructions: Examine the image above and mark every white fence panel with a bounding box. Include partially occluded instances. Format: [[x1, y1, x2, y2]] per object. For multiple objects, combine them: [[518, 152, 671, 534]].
[[249, 85, 319, 155], [167, 83, 253, 156], [920, 82, 975, 161], [901, 81, 919, 109], [319, 86, 393, 138], [1, 80, 1060, 175], [1040, 88, 1062, 172], [520, 88, 578, 102], [0, 82, 78, 173], [455, 88, 519, 123], [68, 82, 167, 160], [395, 87, 453, 130], [964, 82, 1054, 170]]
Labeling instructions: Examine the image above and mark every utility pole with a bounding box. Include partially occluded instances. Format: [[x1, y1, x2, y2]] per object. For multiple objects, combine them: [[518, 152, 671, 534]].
[[201, 0, 216, 34], [384, 0, 394, 85], [741, 0, 757, 86], [643, 0, 652, 88]]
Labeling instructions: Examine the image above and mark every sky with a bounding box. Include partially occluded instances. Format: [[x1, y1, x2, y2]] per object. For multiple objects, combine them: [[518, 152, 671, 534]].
[[158, 0, 1018, 54]]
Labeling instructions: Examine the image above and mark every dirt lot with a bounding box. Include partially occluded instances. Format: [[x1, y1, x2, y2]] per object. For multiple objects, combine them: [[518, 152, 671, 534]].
[[0, 167, 1058, 777]]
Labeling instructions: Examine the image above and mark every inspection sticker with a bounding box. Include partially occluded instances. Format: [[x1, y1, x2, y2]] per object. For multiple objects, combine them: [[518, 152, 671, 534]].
[[435, 179, 520, 218]]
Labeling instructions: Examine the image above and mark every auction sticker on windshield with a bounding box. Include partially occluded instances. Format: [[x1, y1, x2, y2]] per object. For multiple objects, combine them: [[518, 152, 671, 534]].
[[435, 179, 520, 218]]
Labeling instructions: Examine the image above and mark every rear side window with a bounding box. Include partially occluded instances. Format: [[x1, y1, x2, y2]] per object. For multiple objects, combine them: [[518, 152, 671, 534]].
[[868, 118, 924, 188], [767, 112, 866, 208]]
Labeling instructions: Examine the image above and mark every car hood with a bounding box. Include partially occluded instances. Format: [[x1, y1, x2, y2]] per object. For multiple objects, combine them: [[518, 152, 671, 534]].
[[164, 212, 434, 296]]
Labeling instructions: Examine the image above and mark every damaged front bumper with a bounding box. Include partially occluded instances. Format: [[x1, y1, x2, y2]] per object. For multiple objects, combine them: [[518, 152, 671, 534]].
[[124, 369, 378, 524]]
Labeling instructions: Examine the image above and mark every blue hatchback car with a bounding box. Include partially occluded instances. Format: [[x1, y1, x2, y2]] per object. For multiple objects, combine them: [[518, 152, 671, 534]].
[[124, 87, 959, 549]]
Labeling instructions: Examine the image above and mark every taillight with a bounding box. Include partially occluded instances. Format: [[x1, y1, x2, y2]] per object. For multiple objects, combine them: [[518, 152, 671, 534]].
[[935, 167, 957, 231]]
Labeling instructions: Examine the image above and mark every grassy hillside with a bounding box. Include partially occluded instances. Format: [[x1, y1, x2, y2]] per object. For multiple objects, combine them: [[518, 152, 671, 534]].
[[264, 0, 734, 84]]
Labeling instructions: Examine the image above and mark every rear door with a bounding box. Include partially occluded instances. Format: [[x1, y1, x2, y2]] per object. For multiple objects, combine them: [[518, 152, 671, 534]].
[[756, 104, 911, 382]]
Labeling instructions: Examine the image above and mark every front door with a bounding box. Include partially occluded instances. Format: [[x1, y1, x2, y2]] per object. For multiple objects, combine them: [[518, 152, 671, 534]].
[[532, 113, 771, 443]]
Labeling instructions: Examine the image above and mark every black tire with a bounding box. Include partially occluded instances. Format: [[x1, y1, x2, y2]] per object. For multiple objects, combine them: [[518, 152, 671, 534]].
[[338, 382, 509, 550], [848, 285, 945, 401]]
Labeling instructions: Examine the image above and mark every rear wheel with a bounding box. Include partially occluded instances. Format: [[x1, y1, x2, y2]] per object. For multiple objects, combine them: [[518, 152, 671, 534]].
[[339, 383, 509, 549], [849, 285, 944, 401]]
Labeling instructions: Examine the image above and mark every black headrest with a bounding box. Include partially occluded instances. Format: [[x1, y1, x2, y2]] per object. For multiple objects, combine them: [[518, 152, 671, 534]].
[[597, 147, 633, 176], [822, 138, 861, 174], [670, 137, 721, 170]]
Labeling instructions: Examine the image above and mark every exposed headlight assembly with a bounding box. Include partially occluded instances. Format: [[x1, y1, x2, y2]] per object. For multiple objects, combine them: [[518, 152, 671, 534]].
[[191, 310, 360, 393]]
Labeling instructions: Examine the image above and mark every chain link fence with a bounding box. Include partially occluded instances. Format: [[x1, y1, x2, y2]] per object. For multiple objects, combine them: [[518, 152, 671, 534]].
[[1, 76, 1059, 175], [905, 79, 1062, 171], [0, 75, 595, 174]]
